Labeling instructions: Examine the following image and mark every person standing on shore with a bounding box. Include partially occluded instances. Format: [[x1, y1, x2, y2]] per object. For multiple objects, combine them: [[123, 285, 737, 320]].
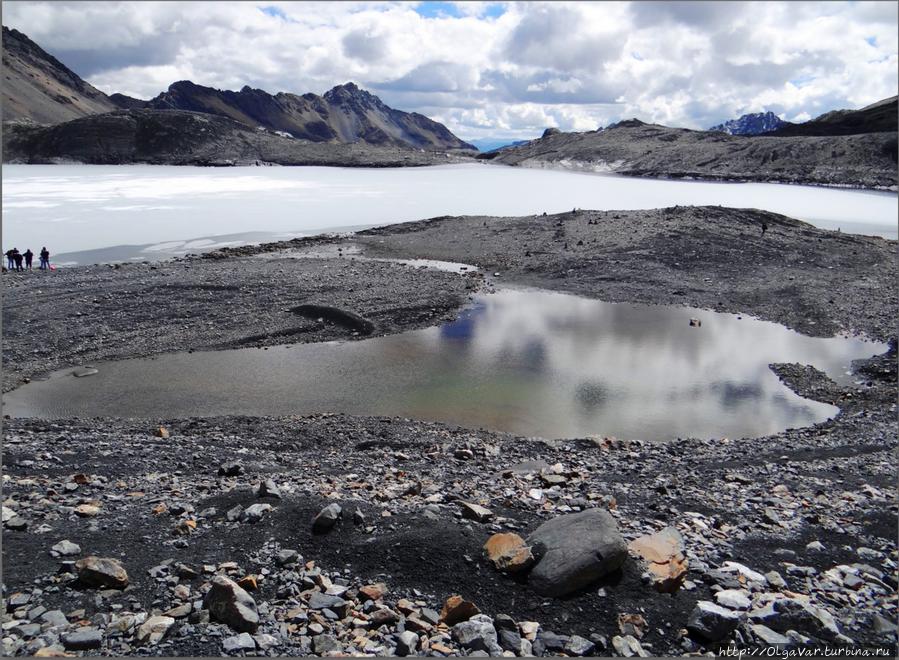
[[23, 249, 34, 270], [5, 248, 16, 270], [39, 247, 50, 270], [13, 251, 24, 271]]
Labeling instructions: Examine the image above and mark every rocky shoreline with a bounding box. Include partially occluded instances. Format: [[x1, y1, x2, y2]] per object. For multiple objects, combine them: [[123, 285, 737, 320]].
[[2, 206, 896, 656]]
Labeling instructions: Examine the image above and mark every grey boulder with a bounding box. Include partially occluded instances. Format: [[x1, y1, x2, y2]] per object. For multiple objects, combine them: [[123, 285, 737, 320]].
[[687, 601, 740, 641], [452, 614, 501, 654], [526, 509, 627, 597], [203, 576, 259, 633]]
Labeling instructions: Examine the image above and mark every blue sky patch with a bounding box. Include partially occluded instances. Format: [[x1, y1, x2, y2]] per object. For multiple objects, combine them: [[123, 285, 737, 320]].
[[414, 2, 506, 20], [259, 5, 288, 20], [866, 35, 877, 46]]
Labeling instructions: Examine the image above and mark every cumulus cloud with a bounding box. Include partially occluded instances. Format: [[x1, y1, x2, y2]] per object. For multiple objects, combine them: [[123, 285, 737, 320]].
[[2, 0, 896, 141]]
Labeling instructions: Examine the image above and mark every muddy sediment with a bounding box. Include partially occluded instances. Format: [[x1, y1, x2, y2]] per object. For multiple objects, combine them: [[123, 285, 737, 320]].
[[1, 206, 896, 656]]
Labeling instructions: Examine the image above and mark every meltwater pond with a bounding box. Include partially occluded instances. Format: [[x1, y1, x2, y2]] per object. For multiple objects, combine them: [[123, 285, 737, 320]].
[[5, 289, 885, 441]]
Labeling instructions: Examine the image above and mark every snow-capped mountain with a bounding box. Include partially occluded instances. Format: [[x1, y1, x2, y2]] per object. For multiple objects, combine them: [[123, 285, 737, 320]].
[[709, 111, 786, 136]]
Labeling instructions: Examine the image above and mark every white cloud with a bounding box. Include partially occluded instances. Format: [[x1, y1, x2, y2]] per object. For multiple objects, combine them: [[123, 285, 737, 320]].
[[2, 0, 896, 140]]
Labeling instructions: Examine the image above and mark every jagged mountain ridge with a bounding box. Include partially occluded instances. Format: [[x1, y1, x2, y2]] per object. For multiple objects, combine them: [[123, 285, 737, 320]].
[[709, 111, 786, 136], [1, 25, 474, 150], [1, 26, 117, 124], [116, 80, 475, 150], [1, 108, 470, 166]]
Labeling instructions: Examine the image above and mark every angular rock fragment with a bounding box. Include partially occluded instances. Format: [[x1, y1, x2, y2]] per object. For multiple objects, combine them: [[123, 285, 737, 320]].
[[50, 540, 81, 557], [257, 479, 282, 499], [75, 556, 129, 589], [439, 594, 480, 626], [312, 503, 342, 532], [483, 532, 535, 573], [135, 615, 175, 645], [452, 614, 500, 653], [687, 601, 740, 641], [203, 576, 259, 633], [459, 501, 494, 522], [628, 526, 688, 592]]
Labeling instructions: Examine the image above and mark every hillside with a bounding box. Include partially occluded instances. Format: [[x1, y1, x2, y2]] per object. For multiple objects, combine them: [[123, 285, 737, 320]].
[[1, 26, 117, 124], [1, 109, 471, 167], [486, 119, 897, 189], [771, 96, 898, 137]]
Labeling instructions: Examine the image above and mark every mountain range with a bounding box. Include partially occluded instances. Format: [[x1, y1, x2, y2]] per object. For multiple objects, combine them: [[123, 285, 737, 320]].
[[1, 25, 474, 151], [486, 116, 897, 189]]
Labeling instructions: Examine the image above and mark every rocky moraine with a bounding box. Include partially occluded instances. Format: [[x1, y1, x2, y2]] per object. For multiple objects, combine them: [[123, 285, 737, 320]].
[[2, 206, 896, 657]]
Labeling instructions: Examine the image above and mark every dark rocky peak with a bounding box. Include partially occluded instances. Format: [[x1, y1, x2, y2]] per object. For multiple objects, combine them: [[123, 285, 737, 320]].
[[323, 82, 379, 107], [542, 127, 561, 138], [606, 118, 646, 130]]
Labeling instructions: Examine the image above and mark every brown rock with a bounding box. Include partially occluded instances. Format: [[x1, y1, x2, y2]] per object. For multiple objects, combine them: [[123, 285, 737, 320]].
[[237, 575, 258, 591], [154, 426, 170, 438], [75, 556, 129, 589], [628, 526, 688, 593], [618, 613, 647, 639], [483, 533, 535, 573], [358, 583, 387, 601], [74, 504, 100, 517], [439, 595, 480, 626], [172, 519, 196, 536]]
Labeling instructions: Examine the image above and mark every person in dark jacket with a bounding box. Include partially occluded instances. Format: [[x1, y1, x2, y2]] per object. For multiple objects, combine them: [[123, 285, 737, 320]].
[[23, 249, 34, 269], [39, 247, 50, 270], [5, 248, 15, 270], [13, 251, 23, 271]]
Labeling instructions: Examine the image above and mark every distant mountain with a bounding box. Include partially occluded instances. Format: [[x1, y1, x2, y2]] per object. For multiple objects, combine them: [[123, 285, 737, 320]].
[[770, 96, 898, 136], [468, 138, 531, 152], [489, 120, 897, 189], [2, 26, 474, 151], [709, 111, 786, 136], [109, 80, 475, 151], [1, 26, 117, 124]]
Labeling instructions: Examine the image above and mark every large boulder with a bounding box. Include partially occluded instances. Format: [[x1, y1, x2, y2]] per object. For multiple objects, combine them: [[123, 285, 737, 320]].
[[75, 557, 129, 589], [526, 509, 627, 597], [203, 576, 259, 632]]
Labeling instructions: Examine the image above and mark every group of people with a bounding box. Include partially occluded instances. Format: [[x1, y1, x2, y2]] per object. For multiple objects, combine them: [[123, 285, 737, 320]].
[[4, 247, 51, 271]]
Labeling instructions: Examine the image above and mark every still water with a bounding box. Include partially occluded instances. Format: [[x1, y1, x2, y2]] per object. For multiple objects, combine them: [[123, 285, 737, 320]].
[[4, 288, 885, 441], [2, 164, 896, 265]]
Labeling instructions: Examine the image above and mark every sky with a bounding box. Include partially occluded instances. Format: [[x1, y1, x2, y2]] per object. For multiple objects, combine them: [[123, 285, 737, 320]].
[[3, 1, 897, 142]]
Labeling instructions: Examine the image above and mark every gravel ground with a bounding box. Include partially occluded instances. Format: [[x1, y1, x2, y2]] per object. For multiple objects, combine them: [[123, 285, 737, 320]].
[[1, 250, 479, 392], [353, 206, 897, 342], [2, 205, 896, 656]]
